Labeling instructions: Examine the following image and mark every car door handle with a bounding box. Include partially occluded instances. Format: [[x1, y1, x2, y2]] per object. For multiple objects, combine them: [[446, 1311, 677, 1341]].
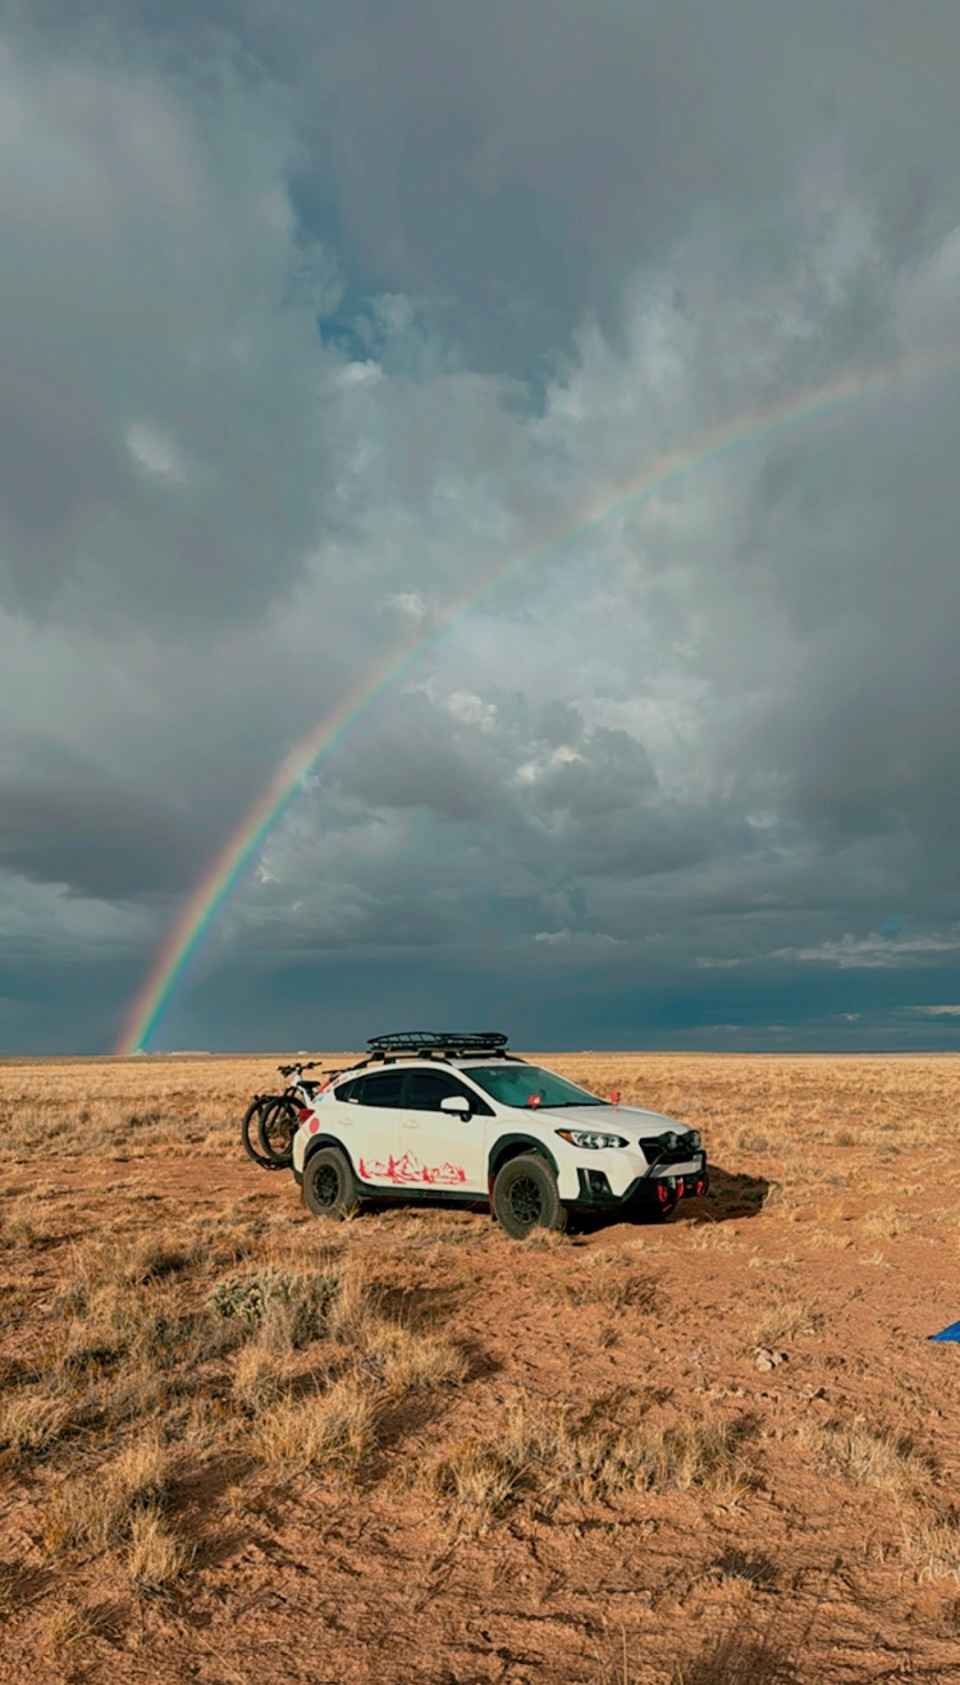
[[401, 1118, 419, 1130]]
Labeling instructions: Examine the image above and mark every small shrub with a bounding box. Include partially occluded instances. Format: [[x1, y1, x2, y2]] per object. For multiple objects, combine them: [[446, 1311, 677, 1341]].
[[208, 1266, 340, 1350]]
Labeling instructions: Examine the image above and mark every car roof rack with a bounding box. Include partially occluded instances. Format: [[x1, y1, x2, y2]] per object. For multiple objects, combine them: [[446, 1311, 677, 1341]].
[[361, 1030, 519, 1064], [368, 1031, 508, 1053]]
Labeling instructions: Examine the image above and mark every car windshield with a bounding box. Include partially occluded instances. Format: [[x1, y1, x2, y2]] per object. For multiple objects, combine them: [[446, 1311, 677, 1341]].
[[462, 1065, 609, 1109]]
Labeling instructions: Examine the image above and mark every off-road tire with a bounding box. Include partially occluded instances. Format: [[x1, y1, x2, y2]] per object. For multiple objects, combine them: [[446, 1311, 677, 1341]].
[[302, 1146, 357, 1220], [241, 1096, 276, 1169], [492, 1153, 567, 1240], [256, 1096, 297, 1169]]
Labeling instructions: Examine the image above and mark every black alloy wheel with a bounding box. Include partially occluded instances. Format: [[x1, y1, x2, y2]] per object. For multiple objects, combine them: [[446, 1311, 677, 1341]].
[[492, 1153, 567, 1240], [509, 1172, 543, 1226], [302, 1146, 357, 1220]]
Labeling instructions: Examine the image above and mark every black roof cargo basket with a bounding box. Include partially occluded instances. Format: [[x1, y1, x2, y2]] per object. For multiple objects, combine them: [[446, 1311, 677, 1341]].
[[365, 1030, 512, 1060], [368, 1024, 508, 1051]]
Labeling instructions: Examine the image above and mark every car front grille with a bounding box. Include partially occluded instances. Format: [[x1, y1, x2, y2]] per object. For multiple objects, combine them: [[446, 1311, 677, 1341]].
[[637, 1134, 698, 1165]]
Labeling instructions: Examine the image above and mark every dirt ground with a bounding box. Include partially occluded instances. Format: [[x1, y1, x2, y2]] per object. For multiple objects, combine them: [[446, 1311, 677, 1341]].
[[1, 1052, 959, 1684]]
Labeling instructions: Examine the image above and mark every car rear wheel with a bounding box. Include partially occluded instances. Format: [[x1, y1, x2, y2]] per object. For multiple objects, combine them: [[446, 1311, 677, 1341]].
[[302, 1146, 357, 1220], [492, 1153, 567, 1240]]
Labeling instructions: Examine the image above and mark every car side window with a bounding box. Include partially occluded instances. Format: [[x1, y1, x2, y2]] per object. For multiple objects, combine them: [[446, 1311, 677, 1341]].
[[335, 1078, 357, 1102], [403, 1070, 493, 1116], [352, 1071, 405, 1109]]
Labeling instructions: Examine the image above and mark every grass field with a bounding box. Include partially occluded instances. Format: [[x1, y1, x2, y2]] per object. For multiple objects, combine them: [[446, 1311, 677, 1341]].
[[1, 1052, 959, 1684]]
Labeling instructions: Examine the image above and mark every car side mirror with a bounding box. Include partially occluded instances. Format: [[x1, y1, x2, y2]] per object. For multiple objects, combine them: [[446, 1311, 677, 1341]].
[[440, 1095, 471, 1117]]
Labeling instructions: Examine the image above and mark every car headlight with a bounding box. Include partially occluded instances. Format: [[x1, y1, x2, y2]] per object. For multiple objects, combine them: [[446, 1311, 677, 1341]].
[[556, 1129, 628, 1150], [687, 1129, 702, 1151]]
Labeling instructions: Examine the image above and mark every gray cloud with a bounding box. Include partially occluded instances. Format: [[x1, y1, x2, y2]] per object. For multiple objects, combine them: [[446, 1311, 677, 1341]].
[[3, 2, 960, 1051]]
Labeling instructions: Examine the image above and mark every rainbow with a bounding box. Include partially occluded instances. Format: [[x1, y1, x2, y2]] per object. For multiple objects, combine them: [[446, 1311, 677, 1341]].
[[116, 342, 952, 1053]]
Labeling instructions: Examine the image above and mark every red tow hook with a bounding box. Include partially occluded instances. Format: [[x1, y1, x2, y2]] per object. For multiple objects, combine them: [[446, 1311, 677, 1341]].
[[656, 1183, 671, 1203]]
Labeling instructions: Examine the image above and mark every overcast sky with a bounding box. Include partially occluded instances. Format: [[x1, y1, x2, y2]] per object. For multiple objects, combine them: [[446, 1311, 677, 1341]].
[[3, 1, 960, 1054]]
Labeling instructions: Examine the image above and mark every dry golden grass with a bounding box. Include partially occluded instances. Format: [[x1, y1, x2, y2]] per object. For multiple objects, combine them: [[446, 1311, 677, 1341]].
[[899, 1509, 960, 1585], [41, 1430, 174, 1555], [126, 1507, 195, 1590], [0, 1388, 90, 1455], [797, 1419, 930, 1498], [231, 1342, 286, 1412], [672, 1626, 801, 1685], [2, 1047, 956, 1170], [39, 1597, 100, 1655], [752, 1291, 824, 1347], [427, 1392, 759, 1530], [862, 1208, 914, 1241], [689, 1222, 744, 1250], [252, 1375, 379, 1472], [549, 1250, 658, 1310], [2, 1050, 960, 1684]]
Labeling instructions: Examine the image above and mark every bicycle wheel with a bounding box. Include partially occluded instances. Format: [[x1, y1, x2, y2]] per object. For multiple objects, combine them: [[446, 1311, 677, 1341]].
[[241, 1094, 279, 1169], [256, 1095, 298, 1169]]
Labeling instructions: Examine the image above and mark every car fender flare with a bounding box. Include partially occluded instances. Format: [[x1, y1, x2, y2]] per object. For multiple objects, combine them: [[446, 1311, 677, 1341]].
[[488, 1133, 560, 1186], [302, 1132, 356, 1174]]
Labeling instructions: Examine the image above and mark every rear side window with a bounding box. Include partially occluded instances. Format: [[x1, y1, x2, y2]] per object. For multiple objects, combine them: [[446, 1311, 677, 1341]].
[[351, 1070, 405, 1108], [335, 1078, 358, 1102], [404, 1070, 493, 1115]]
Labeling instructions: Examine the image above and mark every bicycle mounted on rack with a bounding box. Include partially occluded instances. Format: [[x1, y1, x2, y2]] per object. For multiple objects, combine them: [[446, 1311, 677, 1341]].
[[241, 1058, 347, 1170]]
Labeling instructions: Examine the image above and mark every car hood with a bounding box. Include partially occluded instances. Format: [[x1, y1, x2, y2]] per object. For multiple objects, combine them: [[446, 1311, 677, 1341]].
[[540, 1103, 690, 1135]]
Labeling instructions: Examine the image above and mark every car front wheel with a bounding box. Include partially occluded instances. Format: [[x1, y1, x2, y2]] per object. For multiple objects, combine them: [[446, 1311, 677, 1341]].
[[492, 1153, 567, 1240]]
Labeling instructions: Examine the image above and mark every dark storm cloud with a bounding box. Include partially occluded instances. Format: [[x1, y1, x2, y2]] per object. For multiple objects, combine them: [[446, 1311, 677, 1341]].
[[0, 35, 337, 627], [0, 775, 196, 898], [16, 0, 960, 376], [3, 0, 960, 1050]]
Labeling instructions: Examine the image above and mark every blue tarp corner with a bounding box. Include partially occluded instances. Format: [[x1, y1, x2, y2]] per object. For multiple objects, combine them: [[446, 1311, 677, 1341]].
[[929, 1321, 960, 1343]]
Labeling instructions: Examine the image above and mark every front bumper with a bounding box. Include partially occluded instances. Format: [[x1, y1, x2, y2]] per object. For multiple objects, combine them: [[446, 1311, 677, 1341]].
[[573, 1158, 710, 1211]]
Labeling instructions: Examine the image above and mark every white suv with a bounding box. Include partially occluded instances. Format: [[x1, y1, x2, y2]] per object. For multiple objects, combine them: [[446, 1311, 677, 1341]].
[[291, 1032, 708, 1240]]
